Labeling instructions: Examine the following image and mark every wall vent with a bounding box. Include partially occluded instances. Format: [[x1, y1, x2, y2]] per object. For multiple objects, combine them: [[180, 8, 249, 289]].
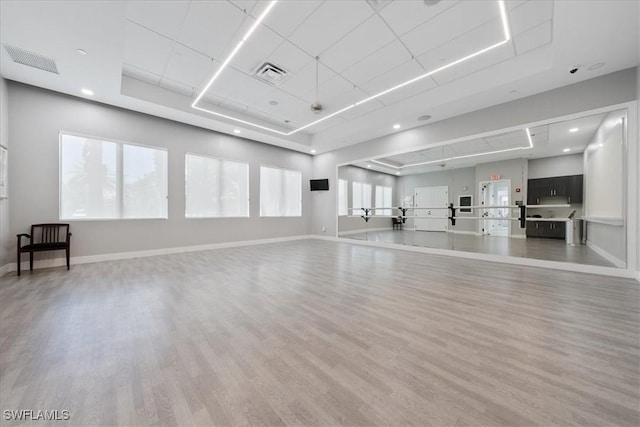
[[254, 62, 288, 86], [4, 45, 59, 74]]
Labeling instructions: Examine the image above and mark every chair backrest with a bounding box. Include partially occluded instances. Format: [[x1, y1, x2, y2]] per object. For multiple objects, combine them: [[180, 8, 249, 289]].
[[30, 224, 70, 244]]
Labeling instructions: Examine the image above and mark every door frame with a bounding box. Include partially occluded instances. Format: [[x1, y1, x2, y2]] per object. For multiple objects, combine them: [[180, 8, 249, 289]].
[[478, 179, 511, 237]]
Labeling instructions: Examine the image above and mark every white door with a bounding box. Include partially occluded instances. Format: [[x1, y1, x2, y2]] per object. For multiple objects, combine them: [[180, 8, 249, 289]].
[[480, 180, 510, 237], [414, 186, 448, 231]]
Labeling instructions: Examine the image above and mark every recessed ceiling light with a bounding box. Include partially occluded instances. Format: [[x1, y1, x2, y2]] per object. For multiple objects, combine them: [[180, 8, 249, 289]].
[[417, 114, 432, 121], [396, 172, 400, 175], [563, 148, 571, 152], [269, 100, 279, 106], [310, 149, 316, 154], [393, 124, 401, 129], [77, 49, 87, 55], [81, 88, 93, 96], [569, 128, 579, 133], [233, 129, 241, 134], [367, 165, 372, 168]]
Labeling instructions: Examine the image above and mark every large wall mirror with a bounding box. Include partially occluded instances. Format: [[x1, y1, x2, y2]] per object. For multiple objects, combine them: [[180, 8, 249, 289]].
[[337, 108, 628, 269]]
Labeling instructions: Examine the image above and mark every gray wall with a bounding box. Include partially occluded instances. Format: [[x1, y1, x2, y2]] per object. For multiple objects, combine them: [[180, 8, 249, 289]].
[[0, 78, 9, 266], [338, 165, 398, 233], [587, 222, 626, 266], [528, 154, 583, 179], [399, 167, 476, 232], [7, 82, 313, 262], [311, 68, 637, 238]]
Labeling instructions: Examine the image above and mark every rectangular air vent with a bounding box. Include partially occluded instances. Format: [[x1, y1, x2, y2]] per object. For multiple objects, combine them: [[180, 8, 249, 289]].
[[4, 45, 59, 74], [254, 62, 287, 86]]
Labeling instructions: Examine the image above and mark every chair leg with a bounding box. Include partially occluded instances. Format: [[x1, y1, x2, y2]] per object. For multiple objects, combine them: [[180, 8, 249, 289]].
[[29, 252, 34, 271], [66, 248, 70, 270], [16, 249, 20, 277]]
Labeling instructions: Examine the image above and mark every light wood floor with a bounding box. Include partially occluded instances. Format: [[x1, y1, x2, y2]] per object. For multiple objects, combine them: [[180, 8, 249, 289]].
[[341, 230, 618, 267], [1, 240, 638, 426]]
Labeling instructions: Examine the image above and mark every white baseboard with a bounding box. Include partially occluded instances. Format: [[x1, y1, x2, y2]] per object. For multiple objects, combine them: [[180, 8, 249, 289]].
[[586, 241, 626, 268], [447, 230, 481, 236], [510, 234, 526, 239], [313, 235, 637, 280], [338, 227, 393, 236], [2, 235, 312, 275]]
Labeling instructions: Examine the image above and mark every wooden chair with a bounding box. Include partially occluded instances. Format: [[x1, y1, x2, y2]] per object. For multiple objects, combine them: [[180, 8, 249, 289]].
[[17, 224, 72, 276]]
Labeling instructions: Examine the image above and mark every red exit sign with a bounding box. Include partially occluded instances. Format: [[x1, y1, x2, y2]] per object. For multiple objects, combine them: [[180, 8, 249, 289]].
[[490, 174, 501, 180]]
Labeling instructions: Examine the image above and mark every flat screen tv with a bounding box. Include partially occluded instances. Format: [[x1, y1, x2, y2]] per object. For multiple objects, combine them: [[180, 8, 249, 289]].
[[310, 179, 329, 191]]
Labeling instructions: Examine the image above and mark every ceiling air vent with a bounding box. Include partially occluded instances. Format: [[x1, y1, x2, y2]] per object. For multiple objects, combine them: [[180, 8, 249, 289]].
[[4, 45, 59, 74], [254, 62, 288, 86]]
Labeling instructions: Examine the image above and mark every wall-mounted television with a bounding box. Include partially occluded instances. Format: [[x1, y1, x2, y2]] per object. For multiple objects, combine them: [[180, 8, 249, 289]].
[[310, 179, 329, 191]]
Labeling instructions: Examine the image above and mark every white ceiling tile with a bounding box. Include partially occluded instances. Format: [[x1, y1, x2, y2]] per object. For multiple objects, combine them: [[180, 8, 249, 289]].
[[341, 39, 413, 87], [229, 0, 258, 15], [375, 75, 438, 106], [278, 60, 335, 101], [416, 19, 504, 72], [338, 98, 385, 121], [288, 1, 374, 56], [379, 0, 460, 36], [220, 98, 249, 114], [509, 0, 553, 36], [164, 44, 217, 89], [231, 24, 284, 74], [359, 60, 424, 93], [484, 130, 527, 149], [449, 139, 491, 155], [320, 14, 396, 73], [204, 66, 248, 99], [123, 64, 162, 85], [303, 74, 354, 106], [159, 77, 195, 96], [306, 115, 347, 133], [226, 75, 278, 107], [178, 1, 246, 60], [505, 0, 528, 10], [401, 1, 501, 57], [514, 20, 552, 56], [431, 42, 513, 85], [126, 1, 190, 39], [263, 0, 322, 38], [124, 21, 175, 75], [257, 89, 311, 122], [267, 41, 313, 76]]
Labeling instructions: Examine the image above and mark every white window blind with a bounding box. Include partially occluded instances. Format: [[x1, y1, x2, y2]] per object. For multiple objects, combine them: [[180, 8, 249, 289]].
[[375, 185, 392, 216], [338, 179, 348, 216], [185, 154, 249, 218], [60, 133, 167, 220], [260, 166, 302, 217], [352, 182, 371, 214]]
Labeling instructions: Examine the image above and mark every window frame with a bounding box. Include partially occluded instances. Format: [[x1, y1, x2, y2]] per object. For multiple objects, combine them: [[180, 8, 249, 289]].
[[259, 164, 302, 218], [338, 179, 348, 216], [184, 152, 250, 219], [375, 185, 393, 216], [351, 181, 372, 216], [59, 131, 168, 221]]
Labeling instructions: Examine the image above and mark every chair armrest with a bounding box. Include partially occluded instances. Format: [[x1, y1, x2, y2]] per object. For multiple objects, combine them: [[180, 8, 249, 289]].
[[17, 233, 31, 238]]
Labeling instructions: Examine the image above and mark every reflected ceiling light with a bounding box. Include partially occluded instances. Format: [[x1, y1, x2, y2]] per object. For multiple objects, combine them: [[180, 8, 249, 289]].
[[192, 0, 511, 136], [563, 148, 571, 152], [81, 88, 93, 96], [310, 149, 316, 154], [367, 165, 372, 168], [396, 172, 400, 175], [393, 124, 401, 129], [569, 127, 579, 133], [371, 159, 401, 169], [233, 129, 241, 134]]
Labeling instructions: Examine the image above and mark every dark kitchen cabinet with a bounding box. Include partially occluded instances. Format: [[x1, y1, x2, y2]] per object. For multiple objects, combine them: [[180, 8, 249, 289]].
[[526, 221, 566, 239], [527, 175, 583, 205]]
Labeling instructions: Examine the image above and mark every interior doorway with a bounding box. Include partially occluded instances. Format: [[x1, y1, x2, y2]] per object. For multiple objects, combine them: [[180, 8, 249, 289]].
[[479, 180, 510, 237], [414, 186, 448, 232]]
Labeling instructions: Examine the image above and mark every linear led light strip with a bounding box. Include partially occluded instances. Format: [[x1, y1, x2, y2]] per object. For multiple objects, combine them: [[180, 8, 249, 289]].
[[371, 127, 534, 170], [192, 0, 512, 136]]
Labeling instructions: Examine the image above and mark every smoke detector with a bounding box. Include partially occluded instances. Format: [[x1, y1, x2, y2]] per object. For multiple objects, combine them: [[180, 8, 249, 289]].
[[254, 62, 288, 86]]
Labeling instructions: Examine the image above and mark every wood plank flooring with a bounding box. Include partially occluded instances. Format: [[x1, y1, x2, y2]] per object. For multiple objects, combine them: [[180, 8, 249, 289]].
[[1, 239, 638, 426]]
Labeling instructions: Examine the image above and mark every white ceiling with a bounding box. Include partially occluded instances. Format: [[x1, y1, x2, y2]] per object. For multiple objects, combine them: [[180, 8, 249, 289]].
[[354, 111, 607, 175], [0, 0, 638, 155]]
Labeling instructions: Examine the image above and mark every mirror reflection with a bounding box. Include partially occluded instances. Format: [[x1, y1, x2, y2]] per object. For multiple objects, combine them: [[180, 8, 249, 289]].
[[338, 109, 627, 268]]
